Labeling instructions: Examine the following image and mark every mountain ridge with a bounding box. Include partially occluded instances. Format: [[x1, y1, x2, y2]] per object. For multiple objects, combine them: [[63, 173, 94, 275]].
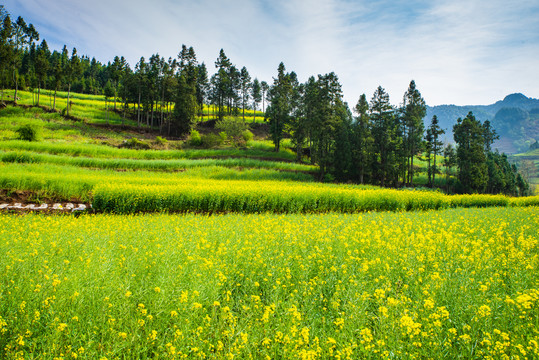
[[426, 93, 539, 154]]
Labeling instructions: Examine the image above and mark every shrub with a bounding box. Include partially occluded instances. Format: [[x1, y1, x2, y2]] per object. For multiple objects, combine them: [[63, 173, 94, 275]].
[[121, 138, 151, 150], [216, 118, 248, 146], [154, 136, 168, 145], [201, 133, 223, 148], [189, 130, 202, 146], [219, 131, 228, 143], [15, 124, 41, 141], [242, 130, 254, 142]]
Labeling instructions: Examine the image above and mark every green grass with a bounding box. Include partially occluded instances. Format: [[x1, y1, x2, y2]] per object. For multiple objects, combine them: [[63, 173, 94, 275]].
[[0, 162, 315, 201], [0, 207, 537, 358], [0, 140, 299, 162], [4, 90, 267, 125], [0, 150, 316, 173]]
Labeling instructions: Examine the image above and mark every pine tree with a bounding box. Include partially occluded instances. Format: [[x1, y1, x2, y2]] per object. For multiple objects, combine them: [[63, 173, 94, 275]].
[[251, 78, 261, 122], [34, 40, 49, 106], [370, 86, 396, 187], [352, 94, 374, 184], [266, 62, 292, 152], [239, 66, 251, 122], [453, 112, 488, 193], [173, 45, 198, 136], [402, 80, 426, 186], [425, 115, 445, 187]]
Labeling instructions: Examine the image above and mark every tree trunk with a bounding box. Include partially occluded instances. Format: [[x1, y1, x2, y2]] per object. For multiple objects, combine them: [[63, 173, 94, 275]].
[[433, 153, 437, 186], [151, 102, 154, 128], [67, 83, 71, 116], [137, 90, 141, 128], [53, 88, 57, 110], [410, 151, 414, 187], [37, 83, 41, 106], [13, 71, 18, 105]]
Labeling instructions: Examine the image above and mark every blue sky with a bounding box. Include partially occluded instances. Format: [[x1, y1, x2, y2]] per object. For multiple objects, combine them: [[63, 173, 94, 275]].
[[4, 0, 539, 106]]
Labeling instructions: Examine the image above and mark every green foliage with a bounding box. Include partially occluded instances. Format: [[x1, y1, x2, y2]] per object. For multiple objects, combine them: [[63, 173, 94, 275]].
[[15, 123, 41, 141], [453, 112, 488, 193], [402, 80, 427, 186], [216, 118, 248, 146], [200, 133, 223, 148], [266, 63, 294, 152], [189, 130, 202, 146], [242, 129, 254, 142], [1, 151, 37, 163], [219, 131, 227, 142], [154, 136, 168, 145], [121, 138, 150, 150]]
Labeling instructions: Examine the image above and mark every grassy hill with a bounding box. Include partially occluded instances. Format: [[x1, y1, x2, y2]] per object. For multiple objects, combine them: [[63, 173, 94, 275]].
[[1, 89, 538, 210]]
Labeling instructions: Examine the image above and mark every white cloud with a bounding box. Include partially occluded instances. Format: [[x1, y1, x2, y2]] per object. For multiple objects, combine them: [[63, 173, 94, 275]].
[[4, 0, 539, 106]]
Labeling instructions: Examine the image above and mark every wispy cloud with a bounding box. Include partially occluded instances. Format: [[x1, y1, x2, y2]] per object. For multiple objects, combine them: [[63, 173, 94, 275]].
[[4, 0, 539, 106]]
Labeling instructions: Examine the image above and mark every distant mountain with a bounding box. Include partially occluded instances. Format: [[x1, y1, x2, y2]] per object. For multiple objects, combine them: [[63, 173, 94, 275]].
[[426, 93, 539, 154]]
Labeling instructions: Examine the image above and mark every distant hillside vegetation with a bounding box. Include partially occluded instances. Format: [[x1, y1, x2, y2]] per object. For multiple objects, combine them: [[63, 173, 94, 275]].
[[426, 93, 539, 154]]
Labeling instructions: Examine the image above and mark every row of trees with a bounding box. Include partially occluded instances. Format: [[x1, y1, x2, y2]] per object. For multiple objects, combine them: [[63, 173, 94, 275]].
[[264, 63, 528, 195], [0, 8, 268, 135], [453, 112, 529, 195]]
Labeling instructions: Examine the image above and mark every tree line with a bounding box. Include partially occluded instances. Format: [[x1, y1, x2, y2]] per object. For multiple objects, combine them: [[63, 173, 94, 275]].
[[0, 8, 267, 135], [264, 62, 529, 195], [0, 7, 529, 195]]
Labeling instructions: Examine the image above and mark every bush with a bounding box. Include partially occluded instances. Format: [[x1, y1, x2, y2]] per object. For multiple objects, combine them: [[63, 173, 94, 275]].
[[121, 138, 151, 150], [219, 131, 228, 143], [201, 133, 223, 148], [154, 136, 168, 145], [189, 130, 202, 147], [16, 124, 41, 141], [216, 118, 248, 146], [242, 130, 254, 142]]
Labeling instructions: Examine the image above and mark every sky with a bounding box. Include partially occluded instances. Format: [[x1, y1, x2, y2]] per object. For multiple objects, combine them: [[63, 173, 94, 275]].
[[4, 0, 539, 107]]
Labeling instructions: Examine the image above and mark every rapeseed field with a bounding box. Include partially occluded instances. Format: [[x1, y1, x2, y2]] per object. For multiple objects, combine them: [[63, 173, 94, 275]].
[[0, 207, 537, 359]]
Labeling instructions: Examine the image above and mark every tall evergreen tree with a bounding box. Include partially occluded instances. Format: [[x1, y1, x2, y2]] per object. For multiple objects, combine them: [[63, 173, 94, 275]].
[[402, 80, 426, 186], [370, 86, 397, 187], [425, 115, 445, 186], [443, 144, 457, 193], [260, 80, 269, 115], [239, 66, 251, 122], [352, 94, 374, 184], [213, 49, 231, 120], [251, 78, 261, 122], [310, 73, 346, 179], [34, 39, 49, 106], [64, 47, 82, 116], [196, 62, 208, 120], [453, 112, 488, 193], [172, 45, 198, 136], [266, 62, 292, 152]]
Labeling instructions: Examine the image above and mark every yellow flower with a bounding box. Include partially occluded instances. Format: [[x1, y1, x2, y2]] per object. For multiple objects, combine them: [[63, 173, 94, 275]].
[[477, 305, 491, 318]]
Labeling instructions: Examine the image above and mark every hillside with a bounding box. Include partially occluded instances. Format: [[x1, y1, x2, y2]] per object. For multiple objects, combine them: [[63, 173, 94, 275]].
[[426, 93, 539, 154]]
